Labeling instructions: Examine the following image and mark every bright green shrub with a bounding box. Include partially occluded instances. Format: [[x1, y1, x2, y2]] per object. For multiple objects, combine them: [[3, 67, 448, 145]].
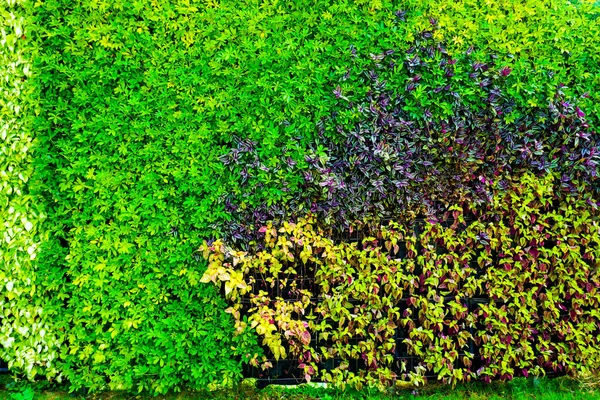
[[0, 0, 59, 380], [202, 172, 600, 391]]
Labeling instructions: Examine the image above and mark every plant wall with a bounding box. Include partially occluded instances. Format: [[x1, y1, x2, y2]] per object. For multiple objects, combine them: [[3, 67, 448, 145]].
[[0, 0, 598, 395]]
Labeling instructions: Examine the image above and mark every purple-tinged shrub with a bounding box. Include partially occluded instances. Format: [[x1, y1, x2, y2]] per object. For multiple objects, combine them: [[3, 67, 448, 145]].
[[217, 30, 599, 248]]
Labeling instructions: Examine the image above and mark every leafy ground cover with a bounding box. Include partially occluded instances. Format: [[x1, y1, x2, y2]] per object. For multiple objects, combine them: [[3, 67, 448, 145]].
[[1, 376, 599, 400]]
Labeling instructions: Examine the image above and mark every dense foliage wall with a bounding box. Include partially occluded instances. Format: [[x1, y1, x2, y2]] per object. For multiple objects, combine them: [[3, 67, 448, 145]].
[[0, 0, 599, 395]]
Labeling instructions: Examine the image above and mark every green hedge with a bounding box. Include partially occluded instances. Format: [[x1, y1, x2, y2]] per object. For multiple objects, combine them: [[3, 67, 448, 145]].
[[0, 0, 598, 395]]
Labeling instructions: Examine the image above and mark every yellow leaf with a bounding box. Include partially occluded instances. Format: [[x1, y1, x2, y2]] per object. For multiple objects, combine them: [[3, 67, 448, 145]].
[[200, 273, 212, 284], [224, 281, 234, 296]]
